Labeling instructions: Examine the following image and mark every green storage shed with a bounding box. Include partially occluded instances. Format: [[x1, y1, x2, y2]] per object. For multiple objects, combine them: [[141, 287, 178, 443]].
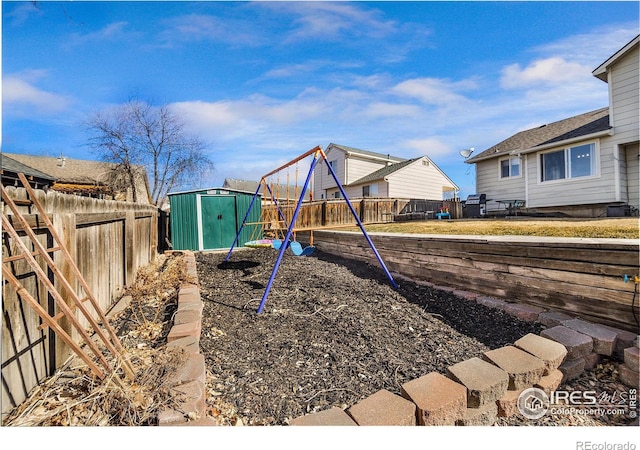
[[168, 187, 262, 251]]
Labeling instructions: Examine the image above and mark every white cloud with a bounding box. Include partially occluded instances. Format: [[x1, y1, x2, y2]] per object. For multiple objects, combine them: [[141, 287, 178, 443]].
[[364, 102, 422, 119], [392, 78, 476, 107], [159, 14, 262, 47], [402, 137, 452, 159], [262, 2, 396, 43], [531, 23, 639, 67], [2, 74, 72, 115], [4, 2, 42, 26], [500, 57, 590, 89], [66, 22, 139, 48]]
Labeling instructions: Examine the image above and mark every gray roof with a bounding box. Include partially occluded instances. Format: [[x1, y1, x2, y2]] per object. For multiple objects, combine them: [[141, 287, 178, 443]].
[[467, 108, 610, 162], [4, 152, 116, 184], [1, 154, 56, 181], [349, 157, 421, 185], [328, 143, 406, 162], [222, 178, 311, 200], [222, 178, 260, 194], [3, 152, 152, 202]]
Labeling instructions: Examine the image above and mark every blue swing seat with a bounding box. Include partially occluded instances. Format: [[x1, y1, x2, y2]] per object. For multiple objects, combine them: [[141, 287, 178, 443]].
[[273, 239, 315, 256], [272, 239, 288, 250], [290, 241, 316, 256]]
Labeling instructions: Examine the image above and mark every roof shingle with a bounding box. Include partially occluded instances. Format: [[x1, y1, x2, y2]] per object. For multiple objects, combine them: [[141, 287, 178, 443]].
[[467, 108, 610, 162]]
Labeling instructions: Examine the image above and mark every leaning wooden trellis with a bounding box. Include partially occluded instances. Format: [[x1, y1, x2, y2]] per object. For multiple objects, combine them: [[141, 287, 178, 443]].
[[1, 173, 134, 381]]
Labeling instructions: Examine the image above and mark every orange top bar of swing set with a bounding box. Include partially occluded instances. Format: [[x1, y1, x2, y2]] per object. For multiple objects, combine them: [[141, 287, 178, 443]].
[[260, 145, 324, 180]]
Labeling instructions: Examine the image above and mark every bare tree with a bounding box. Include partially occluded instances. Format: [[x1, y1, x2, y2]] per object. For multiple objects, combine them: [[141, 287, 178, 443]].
[[85, 98, 213, 205]]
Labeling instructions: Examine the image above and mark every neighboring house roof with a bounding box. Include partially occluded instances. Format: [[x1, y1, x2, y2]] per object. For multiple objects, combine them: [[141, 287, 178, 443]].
[[349, 155, 459, 192], [223, 178, 260, 194], [1, 155, 56, 184], [592, 34, 639, 82], [4, 153, 114, 184], [3, 153, 152, 203], [466, 108, 611, 163], [328, 143, 406, 163], [221, 178, 312, 200], [349, 157, 421, 185]]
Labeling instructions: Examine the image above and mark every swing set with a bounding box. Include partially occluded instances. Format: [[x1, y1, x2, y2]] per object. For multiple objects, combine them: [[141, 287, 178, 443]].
[[225, 145, 398, 313]]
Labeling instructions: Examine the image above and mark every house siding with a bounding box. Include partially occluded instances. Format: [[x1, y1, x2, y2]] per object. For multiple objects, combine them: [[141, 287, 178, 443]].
[[526, 138, 620, 208], [314, 146, 345, 198], [625, 143, 639, 209], [609, 43, 638, 206], [345, 155, 390, 185], [340, 181, 389, 199], [386, 158, 454, 199], [475, 159, 526, 211], [610, 44, 639, 143]]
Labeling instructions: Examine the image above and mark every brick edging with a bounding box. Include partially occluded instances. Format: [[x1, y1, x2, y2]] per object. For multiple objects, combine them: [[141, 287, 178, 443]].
[[157, 251, 216, 426], [290, 274, 639, 426]]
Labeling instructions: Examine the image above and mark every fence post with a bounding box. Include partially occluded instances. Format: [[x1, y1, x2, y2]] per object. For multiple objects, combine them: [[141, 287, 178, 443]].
[[124, 210, 135, 287], [52, 212, 76, 366], [321, 201, 327, 227]]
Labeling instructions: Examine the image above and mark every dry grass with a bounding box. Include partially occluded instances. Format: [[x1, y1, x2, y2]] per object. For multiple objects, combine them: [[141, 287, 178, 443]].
[[346, 217, 639, 239], [2, 253, 192, 427]]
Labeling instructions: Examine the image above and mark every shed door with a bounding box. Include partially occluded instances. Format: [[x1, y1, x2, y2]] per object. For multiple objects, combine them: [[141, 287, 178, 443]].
[[198, 195, 237, 250]]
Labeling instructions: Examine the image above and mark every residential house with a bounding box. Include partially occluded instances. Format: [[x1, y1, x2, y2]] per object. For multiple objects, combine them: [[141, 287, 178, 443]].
[[2, 153, 153, 204], [313, 143, 459, 201], [1, 155, 56, 190], [465, 35, 639, 217]]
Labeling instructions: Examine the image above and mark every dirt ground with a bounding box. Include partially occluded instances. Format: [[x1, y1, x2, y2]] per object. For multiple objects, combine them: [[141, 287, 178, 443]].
[[197, 247, 546, 425]]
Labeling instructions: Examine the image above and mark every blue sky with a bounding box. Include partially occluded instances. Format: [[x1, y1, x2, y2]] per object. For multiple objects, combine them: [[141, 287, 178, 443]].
[[2, 1, 639, 198]]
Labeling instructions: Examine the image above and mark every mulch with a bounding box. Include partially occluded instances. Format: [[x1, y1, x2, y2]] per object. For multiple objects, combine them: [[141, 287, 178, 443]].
[[4, 249, 635, 428], [197, 247, 549, 425]]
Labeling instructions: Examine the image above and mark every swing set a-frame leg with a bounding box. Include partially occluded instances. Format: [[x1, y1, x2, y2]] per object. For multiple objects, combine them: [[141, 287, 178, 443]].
[[324, 150, 398, 291], [257, 150, 322, 313], [255, 147, 397, 314]]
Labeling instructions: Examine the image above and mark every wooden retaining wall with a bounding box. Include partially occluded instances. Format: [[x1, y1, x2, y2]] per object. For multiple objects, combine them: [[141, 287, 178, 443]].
[[1, 186, 158, 418], [310, 230, 640, 332]]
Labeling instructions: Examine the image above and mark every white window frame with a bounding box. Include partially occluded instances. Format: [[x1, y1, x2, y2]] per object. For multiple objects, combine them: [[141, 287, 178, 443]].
[[539, 141, 598, 184], [328, 160, 337, 175], [362, 184, 378, 197], [499, 156, 521, 179]]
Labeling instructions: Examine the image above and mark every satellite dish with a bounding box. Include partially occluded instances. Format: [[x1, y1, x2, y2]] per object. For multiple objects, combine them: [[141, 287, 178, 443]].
[[459, 148, 474, 159]]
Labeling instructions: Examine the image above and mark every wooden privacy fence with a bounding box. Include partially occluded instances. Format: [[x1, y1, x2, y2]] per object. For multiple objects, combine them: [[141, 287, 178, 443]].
[[262, 197, 459, 234], [310, 230, 639, 332], [1, 185, 158, 418]]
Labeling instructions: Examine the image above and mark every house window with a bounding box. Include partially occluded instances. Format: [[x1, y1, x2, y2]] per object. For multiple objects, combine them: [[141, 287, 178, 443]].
[[328, 160, 337, 175], [362, 184, 378, 197], [334, 191, 341, 199], [540, 143, 596, 182], [500, 157, 520, 178]]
